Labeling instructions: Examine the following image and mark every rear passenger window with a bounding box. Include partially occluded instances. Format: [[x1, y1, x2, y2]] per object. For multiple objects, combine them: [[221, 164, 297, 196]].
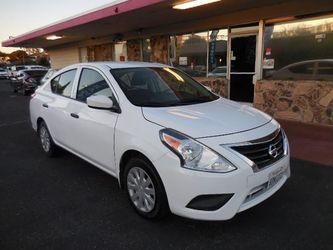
[[76, 68, 113, 103], [50, 69, 77, 97]]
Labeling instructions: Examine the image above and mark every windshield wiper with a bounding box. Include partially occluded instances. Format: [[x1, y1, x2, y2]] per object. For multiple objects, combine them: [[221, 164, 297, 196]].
[[139, 101, 181, 107], [177, 98, 214, 105]]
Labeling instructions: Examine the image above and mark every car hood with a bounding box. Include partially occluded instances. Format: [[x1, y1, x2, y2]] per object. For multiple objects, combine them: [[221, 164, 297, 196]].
[[142, 98, 272, 138]]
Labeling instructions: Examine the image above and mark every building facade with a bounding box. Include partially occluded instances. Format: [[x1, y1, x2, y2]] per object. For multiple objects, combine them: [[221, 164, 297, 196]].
[[3, 0, 333, 125]]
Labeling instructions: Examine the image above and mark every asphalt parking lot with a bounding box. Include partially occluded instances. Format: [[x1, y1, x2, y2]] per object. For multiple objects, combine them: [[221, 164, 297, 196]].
[[0, 80, 332, 250]]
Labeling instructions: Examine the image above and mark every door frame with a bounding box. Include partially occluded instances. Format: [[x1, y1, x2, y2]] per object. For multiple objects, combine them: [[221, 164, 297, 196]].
[[227, 25, 263, 102]]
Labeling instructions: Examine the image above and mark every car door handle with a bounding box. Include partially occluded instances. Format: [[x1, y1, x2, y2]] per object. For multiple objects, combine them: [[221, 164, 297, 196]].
[[42, 103, 48, 108], [70, 113, 79, 119]]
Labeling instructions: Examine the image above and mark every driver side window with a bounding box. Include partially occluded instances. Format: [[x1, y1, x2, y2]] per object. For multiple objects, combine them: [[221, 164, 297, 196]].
[[76, 68, 113, 103]]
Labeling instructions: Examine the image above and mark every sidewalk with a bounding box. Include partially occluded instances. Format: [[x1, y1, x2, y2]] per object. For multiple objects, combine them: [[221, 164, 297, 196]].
[[279, 119, 333, 166]]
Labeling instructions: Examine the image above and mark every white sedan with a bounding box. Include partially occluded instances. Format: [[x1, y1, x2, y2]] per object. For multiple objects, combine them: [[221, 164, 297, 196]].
[[30, 62, 290, 220], [0, 68, 9, 79]]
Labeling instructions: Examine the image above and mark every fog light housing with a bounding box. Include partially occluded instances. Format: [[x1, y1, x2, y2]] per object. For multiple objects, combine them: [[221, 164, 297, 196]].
[[186, 193, 234, 211]]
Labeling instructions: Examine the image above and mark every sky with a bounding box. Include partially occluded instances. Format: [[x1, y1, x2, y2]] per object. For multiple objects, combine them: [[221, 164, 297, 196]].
[[0, 0, 117, 53]]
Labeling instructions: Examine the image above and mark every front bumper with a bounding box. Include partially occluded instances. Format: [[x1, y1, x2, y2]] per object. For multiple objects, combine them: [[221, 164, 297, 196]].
[[153, 120, 290, 221], [155, 151, 290, 221]]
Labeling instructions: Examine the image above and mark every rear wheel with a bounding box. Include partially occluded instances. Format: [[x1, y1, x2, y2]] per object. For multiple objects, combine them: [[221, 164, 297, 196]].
[[38, 121, 57, 157], [124, 157, 169, 219]]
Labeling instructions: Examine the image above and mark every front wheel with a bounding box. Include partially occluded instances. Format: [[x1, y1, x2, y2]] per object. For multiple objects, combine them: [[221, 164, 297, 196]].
[[38, 121, 57, 157], [124, 157, 169, 219]]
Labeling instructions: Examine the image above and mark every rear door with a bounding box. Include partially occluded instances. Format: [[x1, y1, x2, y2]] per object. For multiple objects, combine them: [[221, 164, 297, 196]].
[[43, 68, 78, 147], [66, 67, 119, 171]]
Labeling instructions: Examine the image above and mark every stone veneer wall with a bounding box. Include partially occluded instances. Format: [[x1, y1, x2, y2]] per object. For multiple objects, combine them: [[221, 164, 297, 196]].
[[194, 77, 228, 98], [254, 80, 333, 125], [87, 43, 113, 61], [127, 40, 141, 61], [150, 35, 169, 64]]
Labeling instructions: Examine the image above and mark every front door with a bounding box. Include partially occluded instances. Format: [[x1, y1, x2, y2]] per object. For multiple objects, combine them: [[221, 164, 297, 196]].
[[229, 35, 257, 102], [67, 67, 118, 172]]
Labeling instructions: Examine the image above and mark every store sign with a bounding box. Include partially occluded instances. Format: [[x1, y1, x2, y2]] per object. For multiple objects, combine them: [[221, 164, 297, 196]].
[[209, 42, 216, 64], [266, 48, 272, 56], [263, 58, 275, 69], [209, 30, 219, 65], [179, 57, 188, 65]]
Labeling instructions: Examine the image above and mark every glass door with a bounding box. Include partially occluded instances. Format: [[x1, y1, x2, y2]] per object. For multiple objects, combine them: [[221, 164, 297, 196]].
[[228, 34, 257, 102]]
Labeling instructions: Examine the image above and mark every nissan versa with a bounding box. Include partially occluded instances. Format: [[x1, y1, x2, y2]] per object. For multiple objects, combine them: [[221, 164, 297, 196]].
[[30, 62, 290, 220]]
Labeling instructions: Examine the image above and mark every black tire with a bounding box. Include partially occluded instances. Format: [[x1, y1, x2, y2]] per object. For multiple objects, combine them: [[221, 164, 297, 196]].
[[124, 157, 169, 219], [38, 121, 58, 157]]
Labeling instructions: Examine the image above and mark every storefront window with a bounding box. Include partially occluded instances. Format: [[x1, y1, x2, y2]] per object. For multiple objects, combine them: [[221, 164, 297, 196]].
[[208, 29, 228, 77], [142, 39, 151, 62], [263, 16, 333, 80], [171, 32, 208, 77]]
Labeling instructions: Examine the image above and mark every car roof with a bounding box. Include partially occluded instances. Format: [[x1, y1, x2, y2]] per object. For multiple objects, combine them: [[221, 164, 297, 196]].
[[19, 69, 48, 72], [70, 61, 170, 69], [280, 59, 333, 70]]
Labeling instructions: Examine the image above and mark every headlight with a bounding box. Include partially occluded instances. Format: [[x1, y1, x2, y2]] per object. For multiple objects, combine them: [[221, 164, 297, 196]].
[[160, 129, 236, 173], [281, 129, 289, 155]]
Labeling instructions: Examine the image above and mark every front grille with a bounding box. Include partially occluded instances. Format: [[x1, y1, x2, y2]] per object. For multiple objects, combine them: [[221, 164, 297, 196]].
[[231, 130, 285, 171]]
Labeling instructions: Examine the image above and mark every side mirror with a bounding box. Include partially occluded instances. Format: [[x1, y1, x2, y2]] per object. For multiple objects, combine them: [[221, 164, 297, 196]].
[[87, 95, 113, 109]]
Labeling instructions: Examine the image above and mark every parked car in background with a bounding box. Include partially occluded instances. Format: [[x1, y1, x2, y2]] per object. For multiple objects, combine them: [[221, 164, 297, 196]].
[[208, 66, 227, 77], [12, 69, 48, 95], [6, 67, 12, 79], [30, 62, 290, 221], [40, 69, 58, 85], [9, 65, 26, 78], [267, 59, 333, 80], [0, 68, 9, 79], [24, 65, 48, 70], [9, 65, 48, 79]]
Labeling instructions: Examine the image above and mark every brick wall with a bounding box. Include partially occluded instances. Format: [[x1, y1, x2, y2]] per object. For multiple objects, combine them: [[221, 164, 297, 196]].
[[194, 77, 228, 98], [127, 40, 141, 61], [254, 80, 333, 125], [87, 43, 113, 61], [150, 35, 169, 64]]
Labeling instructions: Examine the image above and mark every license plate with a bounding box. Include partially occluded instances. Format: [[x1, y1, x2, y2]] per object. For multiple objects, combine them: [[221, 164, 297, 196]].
[[267, 166, 286, 189]]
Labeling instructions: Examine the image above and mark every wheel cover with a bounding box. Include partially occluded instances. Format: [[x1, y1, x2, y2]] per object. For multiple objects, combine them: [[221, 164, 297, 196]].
[[39, 126, 50, 152], [127, 167, 156, 213]]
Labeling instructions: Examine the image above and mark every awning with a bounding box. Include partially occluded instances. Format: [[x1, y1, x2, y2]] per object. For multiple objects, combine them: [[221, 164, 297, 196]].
[[2, 0, 333, 49]]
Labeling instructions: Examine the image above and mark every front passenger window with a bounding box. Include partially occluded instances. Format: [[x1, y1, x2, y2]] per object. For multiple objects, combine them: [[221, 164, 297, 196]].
[[76, 68, 113, 103]]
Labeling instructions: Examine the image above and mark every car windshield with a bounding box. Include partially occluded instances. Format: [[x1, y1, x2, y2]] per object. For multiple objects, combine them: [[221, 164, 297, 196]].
[[0, 69, 5, 72], [110, 67, 218, 107], [25, 70, 48, 77]]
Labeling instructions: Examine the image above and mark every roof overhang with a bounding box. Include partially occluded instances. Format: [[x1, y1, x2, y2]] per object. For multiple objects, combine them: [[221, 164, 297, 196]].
[[3, 0, 333, 49]]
